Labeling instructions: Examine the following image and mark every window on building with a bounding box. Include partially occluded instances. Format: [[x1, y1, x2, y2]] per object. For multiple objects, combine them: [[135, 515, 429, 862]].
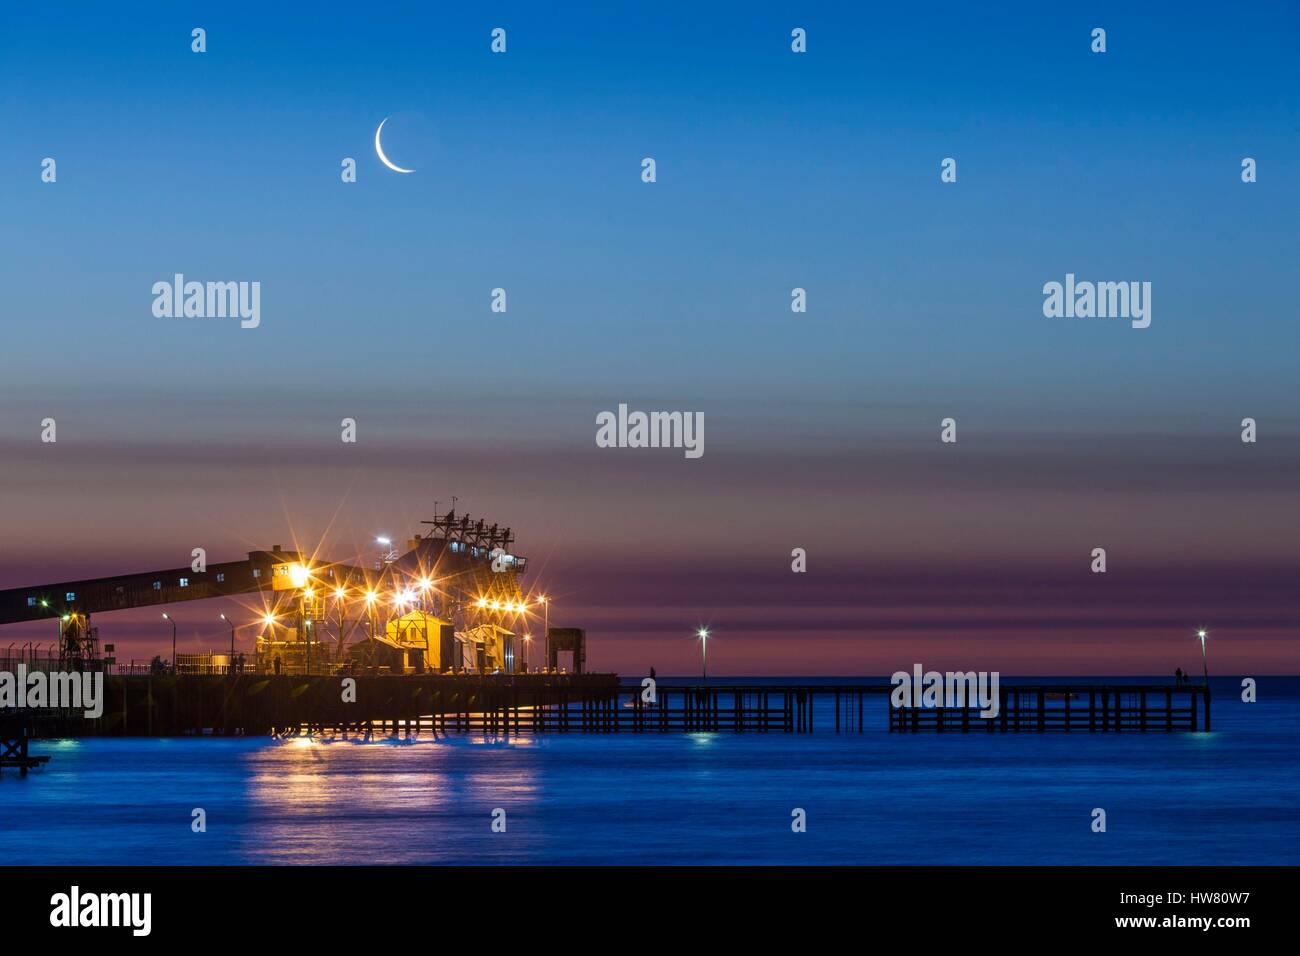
[[153, 581, 162, 591], [179, 578, 189, 588], [26, 596, 36, 607], [253, 569, 261, 578], [216, 572, 225, 583], [65, 591, 76, 601]]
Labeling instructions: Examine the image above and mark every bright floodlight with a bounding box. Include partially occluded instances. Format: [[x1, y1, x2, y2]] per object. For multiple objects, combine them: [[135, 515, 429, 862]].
[[335, 588, 346, 599], [375, 536, 391, 545], [418, 577, 432, 590], [697, 628, 709, 640], [289, 563, 310, 588], [365, 590, 377, 604], [1197, 629, 1207, 639], [162, 612, 170, 621], [262, 613, 275, 625]]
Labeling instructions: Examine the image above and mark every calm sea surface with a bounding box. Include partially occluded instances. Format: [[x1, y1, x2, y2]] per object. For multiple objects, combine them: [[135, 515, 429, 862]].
[[2, 677, 1296, 865]]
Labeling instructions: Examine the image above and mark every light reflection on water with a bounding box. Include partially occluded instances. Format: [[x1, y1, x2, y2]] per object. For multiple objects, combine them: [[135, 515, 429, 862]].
[[232, 735, 544, 865], [2, 678, 1297, 866]]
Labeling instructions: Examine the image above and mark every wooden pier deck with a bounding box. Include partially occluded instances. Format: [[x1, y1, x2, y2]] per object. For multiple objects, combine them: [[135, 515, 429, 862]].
[[0, 715, 52, 773], [886, 684, 1211, 733], [8, 675, 1211, 737]]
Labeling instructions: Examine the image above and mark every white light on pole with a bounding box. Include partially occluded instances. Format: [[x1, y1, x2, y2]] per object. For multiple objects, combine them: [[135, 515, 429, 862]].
[[220, 612, 235, 661], [162, 612, 176, 671], [698, 628, 709, 682]]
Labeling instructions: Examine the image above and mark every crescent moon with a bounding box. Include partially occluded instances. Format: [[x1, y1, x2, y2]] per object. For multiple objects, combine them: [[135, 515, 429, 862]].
[[375, 117, 414, 174]]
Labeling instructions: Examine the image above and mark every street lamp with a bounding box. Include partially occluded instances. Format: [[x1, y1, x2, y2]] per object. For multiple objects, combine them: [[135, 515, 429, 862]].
[[162, 612, 176, 672], [1196, 629, 1209, 685], [333, 588, 348, 663], [698, 628, 709, 682], [523, 634, 532, 673], [220, 613, 235, 665], [538, 594, 550, 669]]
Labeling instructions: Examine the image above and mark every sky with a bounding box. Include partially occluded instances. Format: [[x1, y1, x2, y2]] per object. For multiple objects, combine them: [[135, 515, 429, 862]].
[[1, 2, 1297, 674]]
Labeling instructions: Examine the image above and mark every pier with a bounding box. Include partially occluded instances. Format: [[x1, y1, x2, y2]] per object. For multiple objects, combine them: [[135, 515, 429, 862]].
[[8, 676, 1210, 738], [0, 715, 52, 773], [887, 683, 1211, 733]]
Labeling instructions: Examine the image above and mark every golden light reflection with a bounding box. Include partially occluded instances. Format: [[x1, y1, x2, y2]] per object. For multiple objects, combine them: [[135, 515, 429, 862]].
[[239, 737, 542, 863]]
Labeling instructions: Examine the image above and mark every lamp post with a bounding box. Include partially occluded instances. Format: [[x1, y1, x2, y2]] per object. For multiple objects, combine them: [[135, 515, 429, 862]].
[[365, 591, 377, 641], [1197, 629, 1209, 685], [523, 634, 532, 673], [539, 595, 549, 672], [698, 628, 709, 682], [162, 612, 176, 672], [262, 613, 277, 674], [220, 613, 235, 668], [334, 588, 348, 663]]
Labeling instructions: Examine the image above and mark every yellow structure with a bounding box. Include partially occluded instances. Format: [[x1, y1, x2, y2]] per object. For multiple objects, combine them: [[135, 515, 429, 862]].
[[457, 623, 516, 673], [269, 561, 312, 591], [385, 610, 456, 672]]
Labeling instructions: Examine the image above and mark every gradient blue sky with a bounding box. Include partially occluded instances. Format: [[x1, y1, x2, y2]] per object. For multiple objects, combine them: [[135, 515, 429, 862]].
[[2, 3, 1297, 673]]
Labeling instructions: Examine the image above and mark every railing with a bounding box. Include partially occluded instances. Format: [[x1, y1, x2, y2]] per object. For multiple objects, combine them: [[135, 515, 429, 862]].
[[0, 655, 109, 673]]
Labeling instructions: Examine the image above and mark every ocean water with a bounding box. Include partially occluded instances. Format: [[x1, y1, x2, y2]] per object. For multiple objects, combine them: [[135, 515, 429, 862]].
[[2, 677, 1296, 866]]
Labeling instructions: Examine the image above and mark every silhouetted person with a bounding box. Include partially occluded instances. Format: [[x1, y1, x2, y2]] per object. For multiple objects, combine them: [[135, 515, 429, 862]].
[[1175, 667, 1184, 687], [649, 666, 656, 681]]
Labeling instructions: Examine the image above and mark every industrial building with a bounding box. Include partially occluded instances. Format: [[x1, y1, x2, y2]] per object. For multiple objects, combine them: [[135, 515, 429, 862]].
[[0, 509, 584, 677]]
